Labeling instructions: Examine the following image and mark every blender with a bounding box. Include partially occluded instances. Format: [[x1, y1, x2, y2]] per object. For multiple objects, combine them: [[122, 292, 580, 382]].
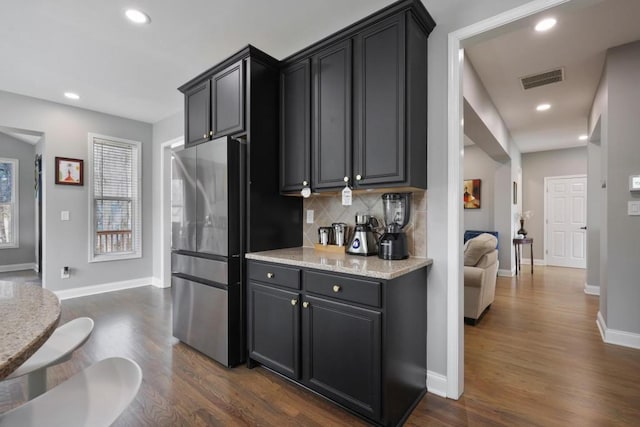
[[347, 213, 379, 256], [378, 193, 411, 260]]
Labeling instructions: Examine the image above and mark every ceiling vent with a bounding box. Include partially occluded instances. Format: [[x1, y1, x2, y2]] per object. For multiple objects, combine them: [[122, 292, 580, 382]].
[[520, 68, 564, 90]]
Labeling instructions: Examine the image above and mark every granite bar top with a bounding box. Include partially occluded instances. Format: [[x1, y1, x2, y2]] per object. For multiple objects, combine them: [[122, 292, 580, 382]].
[[0, 282, 61, 379], [245, 247, 432, 280]]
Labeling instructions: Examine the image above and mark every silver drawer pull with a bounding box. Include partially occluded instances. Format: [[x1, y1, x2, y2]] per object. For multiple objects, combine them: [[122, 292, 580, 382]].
[[267, 272, 274, 279], [332, 285, 341, 293]]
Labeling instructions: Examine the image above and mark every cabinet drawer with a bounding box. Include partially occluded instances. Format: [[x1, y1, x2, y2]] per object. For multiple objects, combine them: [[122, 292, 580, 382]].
[[248, 261, 301, 289], [304, 270, 381, 307]]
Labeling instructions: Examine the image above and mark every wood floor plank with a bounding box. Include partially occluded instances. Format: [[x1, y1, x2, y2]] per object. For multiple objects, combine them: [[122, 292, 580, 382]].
[[1, 267, 639, 426]]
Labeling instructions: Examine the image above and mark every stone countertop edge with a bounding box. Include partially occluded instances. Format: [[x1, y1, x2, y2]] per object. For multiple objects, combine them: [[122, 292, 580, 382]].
[[245, 247, 432, 280]]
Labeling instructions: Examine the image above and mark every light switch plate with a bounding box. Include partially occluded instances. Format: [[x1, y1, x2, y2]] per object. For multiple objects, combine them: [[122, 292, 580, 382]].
[[628, 201, 640, 216], [630, 175, 640, 191], [306, 209, 314, 224], [60, 211, 70, 221]]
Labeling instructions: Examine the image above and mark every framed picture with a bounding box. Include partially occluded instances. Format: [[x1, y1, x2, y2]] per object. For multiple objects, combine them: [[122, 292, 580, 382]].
[[463, 179, 481, 209], [55, 157, 83, 186]]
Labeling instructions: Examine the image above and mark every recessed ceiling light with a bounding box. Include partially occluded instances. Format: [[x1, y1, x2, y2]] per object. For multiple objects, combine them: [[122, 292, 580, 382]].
[[579, 135, 588, 141], [536, 103, 551, 111], [125, 9, 151, 24], [64, 92, 80, 100], [535, 18, 557, 32]]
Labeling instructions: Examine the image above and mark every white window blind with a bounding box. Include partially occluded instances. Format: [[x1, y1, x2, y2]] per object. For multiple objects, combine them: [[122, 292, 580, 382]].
[[89, 134, 141, 261], [0, 158, 18, 248]]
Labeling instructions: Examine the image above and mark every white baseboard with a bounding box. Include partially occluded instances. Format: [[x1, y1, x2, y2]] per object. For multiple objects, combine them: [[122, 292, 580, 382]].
[[0, 262, 36, 273], [54, 276, 153, 300], [427, 370, 448, 398], [151, 277, 170, 288], [584, 283, 600, 296], [520, 258, 546, 266], [597, 311, 640, 350], [498, 269, 514, 277]]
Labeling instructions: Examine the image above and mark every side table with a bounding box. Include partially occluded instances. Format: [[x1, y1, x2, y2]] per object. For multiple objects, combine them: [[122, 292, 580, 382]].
[[513, 237, 533, 275]]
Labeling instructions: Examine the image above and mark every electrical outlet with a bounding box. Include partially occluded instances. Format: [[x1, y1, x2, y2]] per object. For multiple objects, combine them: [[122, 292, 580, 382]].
[[61, 211, 70, 221], [61, 266, 70, 279], [306, 209, 314, 224]]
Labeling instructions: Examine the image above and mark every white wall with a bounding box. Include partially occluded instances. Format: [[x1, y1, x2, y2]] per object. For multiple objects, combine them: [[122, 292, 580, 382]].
[[0, 90, 153, 292], [0, 133, 35, 267]]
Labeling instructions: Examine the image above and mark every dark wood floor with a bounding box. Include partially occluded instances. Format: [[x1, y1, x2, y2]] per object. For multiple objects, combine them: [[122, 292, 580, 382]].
[[2, 267, 639, 426]]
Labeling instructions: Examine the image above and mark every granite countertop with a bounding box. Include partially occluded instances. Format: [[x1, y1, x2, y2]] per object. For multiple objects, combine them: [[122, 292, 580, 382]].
[[245, 247, 432, 280], [0, 282, 61, 379]]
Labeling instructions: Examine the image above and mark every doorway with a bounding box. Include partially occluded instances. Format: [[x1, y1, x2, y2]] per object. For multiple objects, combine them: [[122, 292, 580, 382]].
[[544, 175, 587, 268]]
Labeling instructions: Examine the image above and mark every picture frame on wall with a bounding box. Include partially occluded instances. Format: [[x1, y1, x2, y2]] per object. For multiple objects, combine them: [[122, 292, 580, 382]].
[[463, 179, 481, 209], [55, 157, 84, 186]]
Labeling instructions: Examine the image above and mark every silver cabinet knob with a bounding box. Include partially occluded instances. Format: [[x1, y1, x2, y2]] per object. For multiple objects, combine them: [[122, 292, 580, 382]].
[[209, 131, 213, 136], [203, 133, 207, 139], [332, 285, 341, 293], [343, 176, 349, 182], [356, 174, 362, 181], [267, 272, 274, 279], [291, 299, 298, 306], [303, 301, 310, 308], [303, 180, 308, 186]]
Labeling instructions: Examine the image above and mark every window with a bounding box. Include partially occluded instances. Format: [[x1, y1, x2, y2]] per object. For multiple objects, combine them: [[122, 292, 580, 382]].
[[0, 158, 18, 248], [88, 134, 141, 262]]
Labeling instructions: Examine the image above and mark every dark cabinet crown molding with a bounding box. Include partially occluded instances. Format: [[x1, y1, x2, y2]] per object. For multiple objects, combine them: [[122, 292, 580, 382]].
[[178, 44, 278, 93], [280, 0, 435, 66]]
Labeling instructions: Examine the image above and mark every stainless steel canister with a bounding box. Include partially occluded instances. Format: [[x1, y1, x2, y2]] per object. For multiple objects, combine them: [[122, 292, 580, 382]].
[[318, 227, 332, 245], [332, 223, 349, 246]]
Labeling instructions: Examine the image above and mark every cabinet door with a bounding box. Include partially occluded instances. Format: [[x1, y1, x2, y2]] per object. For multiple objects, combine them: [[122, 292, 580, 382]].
[[248, 282, 301, 380], [302, 295, 381, 420], [280, 60, 311, 192], [312, 40, 352, 190], [212, 61, 245, 137], [185, 81, 211, 147], [353, 14, 406, 187]]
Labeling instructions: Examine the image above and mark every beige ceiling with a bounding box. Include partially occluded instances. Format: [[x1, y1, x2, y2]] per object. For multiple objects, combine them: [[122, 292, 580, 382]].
[[464, 0, 640, 153]]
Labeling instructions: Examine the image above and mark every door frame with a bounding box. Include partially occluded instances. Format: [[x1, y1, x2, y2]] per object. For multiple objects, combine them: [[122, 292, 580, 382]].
[[160, 137, 184, 288], [543, 174, 587, 267], [446, 0, 572, 399]]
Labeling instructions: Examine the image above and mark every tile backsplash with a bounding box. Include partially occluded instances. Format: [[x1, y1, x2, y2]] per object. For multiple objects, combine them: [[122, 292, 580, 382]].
[[302, 189, 427, 258]]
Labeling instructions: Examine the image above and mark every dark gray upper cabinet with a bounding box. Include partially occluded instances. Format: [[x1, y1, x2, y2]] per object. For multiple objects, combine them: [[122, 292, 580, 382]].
[[280, 60, 311, 192], [212, 61, 245, 137], [353, 14, 405, 187], [312, 40, 352, 190], [279, 0, 434, 193], [184, 81, 211, 146]]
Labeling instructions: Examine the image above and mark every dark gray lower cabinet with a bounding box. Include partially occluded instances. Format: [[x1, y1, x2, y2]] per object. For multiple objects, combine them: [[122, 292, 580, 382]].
[[247, 259, 427, 427], [303, 295, 381, 420], [248, 282, 300, 379]]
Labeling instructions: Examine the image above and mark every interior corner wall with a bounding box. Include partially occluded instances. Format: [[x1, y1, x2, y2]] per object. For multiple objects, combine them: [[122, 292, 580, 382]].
[[0, 90, 153, 292], [587, 139, 601, 291], [602, 41, 640, 335], [0, 133, 36, 266], [521, 147, 588, 260], [424, 0, 534, 386], [151, 110, 183, 284]]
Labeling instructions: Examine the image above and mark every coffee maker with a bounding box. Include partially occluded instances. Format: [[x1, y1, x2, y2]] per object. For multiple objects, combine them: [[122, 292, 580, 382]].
[[347, 213, 379, 256], [378, 193, 411, 260]]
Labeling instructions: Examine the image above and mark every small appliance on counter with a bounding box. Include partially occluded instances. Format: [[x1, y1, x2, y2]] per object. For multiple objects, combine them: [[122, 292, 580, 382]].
[[332, 222, 349, 247], [347, 213, 379, 256], [378, 193, 412, 260]]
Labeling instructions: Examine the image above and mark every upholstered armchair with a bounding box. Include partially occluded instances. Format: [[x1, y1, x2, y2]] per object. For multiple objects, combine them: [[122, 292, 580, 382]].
[[464, 233, 498, 325]]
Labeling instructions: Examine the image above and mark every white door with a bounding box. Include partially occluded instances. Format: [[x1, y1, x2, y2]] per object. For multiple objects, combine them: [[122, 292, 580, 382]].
[[545, 176, 587, 268]]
